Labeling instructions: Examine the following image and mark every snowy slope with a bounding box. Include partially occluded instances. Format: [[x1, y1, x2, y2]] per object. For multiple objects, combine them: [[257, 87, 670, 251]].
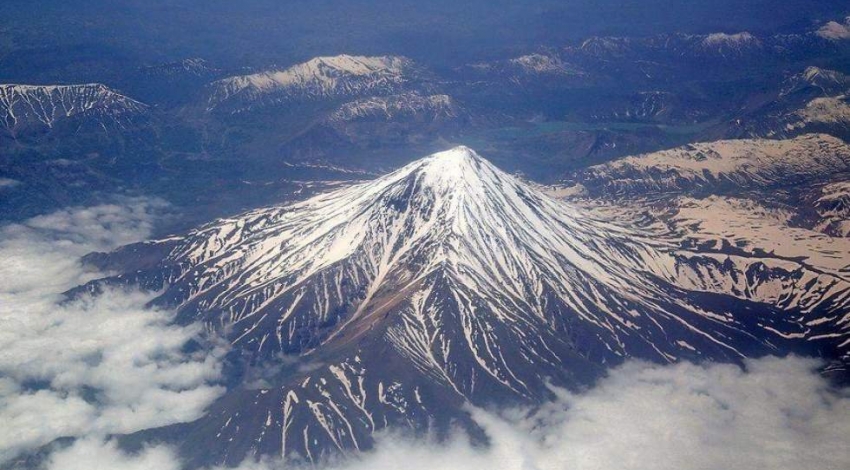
[[571, 32, 764, 61], [711, 67, 850, 139], [782, 96, 850, 134], [463, 52, 587, 88], [814, 181, 850, 236], [697, 32, 763, 56], [206, 55, 420, 113], [571, 29, 836, 62], [782, 67, 850, 97], [328, 92, 461, 123], [508, 53, 582, 75], [0, 83, 147, 134], [89, 146, 850, 466], [154, 146, 842, 359], [569, 134, 850, 198], [560, 133, 850, 249]]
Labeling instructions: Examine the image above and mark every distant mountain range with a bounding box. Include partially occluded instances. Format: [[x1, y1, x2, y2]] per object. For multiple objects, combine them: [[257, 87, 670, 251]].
[[1, 17, 849, 227], [205, 55, 428, 114], [0, 83, 147, 136], [568, 134, 850, 197]]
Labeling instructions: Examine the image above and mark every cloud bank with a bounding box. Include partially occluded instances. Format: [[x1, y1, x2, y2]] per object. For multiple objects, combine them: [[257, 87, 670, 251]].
[[46, 439, 182, 470], [314, 356, 850, 470], [40, 356, 850, 470], [0, 200, 225, 463]]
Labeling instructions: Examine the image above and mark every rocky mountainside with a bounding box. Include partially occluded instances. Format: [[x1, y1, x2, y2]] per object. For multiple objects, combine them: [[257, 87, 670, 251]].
[[278, 92, 468, 167], [206, 55, 425, 113], [559, 134, 850, 256], [567, 134, 850, 198], [80, 146, 850, 468], [328, 92, 461, 123], [556, 133, 850, 337], [0, 83, 147, 136], [706, 67, 850, 140]]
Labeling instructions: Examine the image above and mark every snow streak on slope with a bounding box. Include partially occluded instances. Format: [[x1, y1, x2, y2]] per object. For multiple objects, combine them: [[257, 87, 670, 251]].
[[782, 67, 850, 97], [328, 92, 460, 122], [701, 32, 759, 47], [698, 32, 762, 56], [207, 55, 416, 113], [571, 31, 776, 62], [717, 68, 850, 139], [506, 53, 584, 76], [789, 96, 850, 130], [815, 181, 850, 236], [465, 53, 586, 86], [0, 84, 147, 132]]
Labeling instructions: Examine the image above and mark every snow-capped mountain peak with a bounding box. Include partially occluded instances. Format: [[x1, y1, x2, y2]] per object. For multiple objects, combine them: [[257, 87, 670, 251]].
[[116, 143, 848, 363], [407, 145, 489, 189], [800, 66, 849, 89], [328, 92, 460, 122], [778, 67, 849, 100], [206, 54, 419, 112], [89, 145, 850, 465], [165, 145, 598, 309], [701, 32, 759, 47], [0, 83, 146, 132]]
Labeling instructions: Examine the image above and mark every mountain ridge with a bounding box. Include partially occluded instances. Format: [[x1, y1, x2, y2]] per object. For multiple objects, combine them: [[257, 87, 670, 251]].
[[77, 145, 850, 467], [206, 55, 422, 113], [0, 83, 147, 134]]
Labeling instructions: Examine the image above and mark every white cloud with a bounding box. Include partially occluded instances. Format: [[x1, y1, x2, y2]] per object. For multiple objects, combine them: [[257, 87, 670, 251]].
[[817, 18, 850, 40], [508, 356, 850, 470], [34, 356, 850, 470], [0, 200, 225, 463], [221, 356, 849, 470], [0, 198, 166, 305], [46, 438, 182, 470]]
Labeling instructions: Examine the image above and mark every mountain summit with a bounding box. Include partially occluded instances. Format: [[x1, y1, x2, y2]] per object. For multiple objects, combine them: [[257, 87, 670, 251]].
[[88, 146, 849, 467], [0, 83, 147, 134]]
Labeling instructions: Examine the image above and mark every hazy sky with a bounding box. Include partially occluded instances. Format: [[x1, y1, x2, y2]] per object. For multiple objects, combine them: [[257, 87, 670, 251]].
[[1, 0, 846, 81]]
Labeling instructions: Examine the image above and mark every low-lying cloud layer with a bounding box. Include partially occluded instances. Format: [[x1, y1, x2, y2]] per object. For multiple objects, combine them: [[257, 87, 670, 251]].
[[313, 356, 850, 470], [40, 357, 850, 470], [0, 200, 225, 463], [46, 439, 182, 470]]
